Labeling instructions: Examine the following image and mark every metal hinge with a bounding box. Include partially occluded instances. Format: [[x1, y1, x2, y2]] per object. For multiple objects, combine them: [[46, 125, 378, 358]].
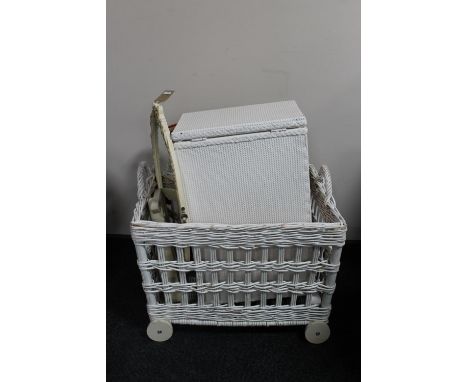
[[154, 90, 174, 105]]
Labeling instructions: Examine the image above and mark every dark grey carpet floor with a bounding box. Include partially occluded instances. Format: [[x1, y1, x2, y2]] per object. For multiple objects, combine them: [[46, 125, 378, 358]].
[[107, 236, 360, 381]]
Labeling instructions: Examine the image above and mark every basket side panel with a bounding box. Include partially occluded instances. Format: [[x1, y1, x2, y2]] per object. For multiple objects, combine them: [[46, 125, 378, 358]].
[[174, 129, 312, 224]]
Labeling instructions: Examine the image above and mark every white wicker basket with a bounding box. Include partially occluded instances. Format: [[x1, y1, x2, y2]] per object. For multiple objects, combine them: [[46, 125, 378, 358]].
[[172, 99, 312, 224], [131, 92, 346, 343], [131, 161, 346, 343]]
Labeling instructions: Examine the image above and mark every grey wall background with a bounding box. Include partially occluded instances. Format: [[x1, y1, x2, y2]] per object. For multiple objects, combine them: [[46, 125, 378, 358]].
[[107, 0, 360, 239]]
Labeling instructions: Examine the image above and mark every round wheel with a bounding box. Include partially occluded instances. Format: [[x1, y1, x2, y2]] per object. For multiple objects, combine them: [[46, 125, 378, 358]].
[[305, 322, 330, 344], [147, 320, 173, 342]]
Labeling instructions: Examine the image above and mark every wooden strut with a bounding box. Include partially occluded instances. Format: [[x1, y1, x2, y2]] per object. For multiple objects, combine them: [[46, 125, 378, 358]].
[[149, 91, 190, 299], [149, 90, 188, 223]]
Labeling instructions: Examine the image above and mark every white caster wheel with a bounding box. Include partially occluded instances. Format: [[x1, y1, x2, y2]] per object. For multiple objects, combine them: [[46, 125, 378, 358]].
[[305, 322, 330, 344], [147, 320, 173, 342]]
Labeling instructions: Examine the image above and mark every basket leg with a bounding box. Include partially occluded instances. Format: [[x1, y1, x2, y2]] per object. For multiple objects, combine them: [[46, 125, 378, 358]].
[[147, 320, 173, 342], [305, 322, 330, 344], [135, 245, 157, 306], [320, 247, 342, 308]]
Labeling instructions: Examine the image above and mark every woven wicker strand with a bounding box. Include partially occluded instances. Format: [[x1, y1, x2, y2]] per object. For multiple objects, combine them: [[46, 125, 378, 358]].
[[131, 161, 346, 326]]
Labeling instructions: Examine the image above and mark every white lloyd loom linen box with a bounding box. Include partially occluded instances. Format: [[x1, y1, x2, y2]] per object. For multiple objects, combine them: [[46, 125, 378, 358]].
[[171, 100, 312, 224]]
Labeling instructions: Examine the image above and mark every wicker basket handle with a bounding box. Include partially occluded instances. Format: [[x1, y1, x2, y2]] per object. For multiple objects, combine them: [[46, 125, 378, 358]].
[[318, 165, 333, 200], [136, 161, 153, 200], [310, 164, 333, 202], [150, 91, 188, 222]]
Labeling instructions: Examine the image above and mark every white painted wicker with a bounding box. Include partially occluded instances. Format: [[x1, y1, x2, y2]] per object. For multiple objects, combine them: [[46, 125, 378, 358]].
[[172, 100, 312, 224], [131, 161, 346, 327]]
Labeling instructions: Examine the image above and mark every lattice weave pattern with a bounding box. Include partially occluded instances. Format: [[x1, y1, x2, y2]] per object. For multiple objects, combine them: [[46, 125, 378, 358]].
[[131, 162, 346, 326]]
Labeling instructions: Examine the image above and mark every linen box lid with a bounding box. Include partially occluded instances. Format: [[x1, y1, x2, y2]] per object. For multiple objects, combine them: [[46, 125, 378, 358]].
[[171, 100, 307, 142]]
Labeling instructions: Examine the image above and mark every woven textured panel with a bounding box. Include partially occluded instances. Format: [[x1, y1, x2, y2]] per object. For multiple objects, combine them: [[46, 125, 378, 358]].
[[147, 305, 331, 326], [131, 162, 346, 326], [171, 100, 306, 142], [174, 128, 312, 224]]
